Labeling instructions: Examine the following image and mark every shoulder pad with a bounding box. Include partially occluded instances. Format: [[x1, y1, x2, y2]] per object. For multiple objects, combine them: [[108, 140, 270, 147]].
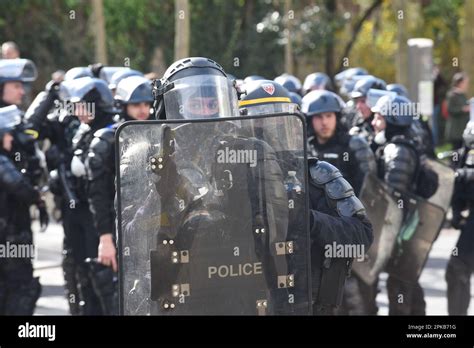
[[309, 160, 342, 185], [336, 195, 366, 217]]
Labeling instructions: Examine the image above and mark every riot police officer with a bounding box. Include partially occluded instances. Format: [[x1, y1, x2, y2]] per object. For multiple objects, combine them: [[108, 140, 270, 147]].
[[0, 105, 44, 315], [445, 121, 474, 315], [84, 75, 153, 315], [56, 76, 117, 315], [0, 58, 37, 107], [301, 89, 377, 314], [344, 75, 386, 141], [371, 95, 427, 315], [238, 78, 374, 314], [302, 90, 375, 195]]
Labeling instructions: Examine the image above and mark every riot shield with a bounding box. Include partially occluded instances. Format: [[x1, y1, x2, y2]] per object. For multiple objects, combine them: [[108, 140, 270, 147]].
[[352, 173, 404, 285], [383, 158, 454, 284], [385, 192, 445, 284], [116, 114, 311, 315]]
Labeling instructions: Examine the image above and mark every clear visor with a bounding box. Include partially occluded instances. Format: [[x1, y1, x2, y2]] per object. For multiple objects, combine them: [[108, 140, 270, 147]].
[[0, 105, 22, 130], [243, 103, 299, 116], [163, 75, 239, 119]]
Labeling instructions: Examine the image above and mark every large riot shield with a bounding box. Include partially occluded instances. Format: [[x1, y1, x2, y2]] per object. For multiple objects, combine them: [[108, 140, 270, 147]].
[[385, 159, 454, 283], [352, 173, 404, 285], [385, 194, 445, 283], [116, 114, 311, 315]]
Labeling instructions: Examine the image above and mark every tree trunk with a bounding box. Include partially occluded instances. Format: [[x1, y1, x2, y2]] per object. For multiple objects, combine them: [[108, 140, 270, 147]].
[[394, 0, 408, 86], [337, 0, 383, 73], [174, 0, 190, 61], [324, 0, 337, 77], [91, 0, 107, 64], [284, 0, 294, 74]]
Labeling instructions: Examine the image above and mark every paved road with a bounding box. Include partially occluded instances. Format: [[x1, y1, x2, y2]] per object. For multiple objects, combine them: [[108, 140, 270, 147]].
[[32, 222, 473, 315]]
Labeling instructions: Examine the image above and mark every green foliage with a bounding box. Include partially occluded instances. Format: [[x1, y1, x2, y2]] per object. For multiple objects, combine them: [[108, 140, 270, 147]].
[[0, 0, 467, 92]]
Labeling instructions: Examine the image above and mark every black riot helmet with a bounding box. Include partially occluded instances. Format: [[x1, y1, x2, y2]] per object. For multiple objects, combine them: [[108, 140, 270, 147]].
[[301, 90, 345, 118], [239, 79, 299, 116], [243, 75, 265, 84], [371, 95, 415, 128], [274, 73, 302, 95], [115, 76, 153, 105], [289, 91, 302, 107], [64, 67, 93, 81], [108, 69, 144, 91], [303, 72, 333, 94], [334, 67, 368, 87], [386, 83, 409, 98], [59, 76, 116, 114], [350, 76, 386, 99], [0, 59, 37, 84], [153, 57, 239, 120]]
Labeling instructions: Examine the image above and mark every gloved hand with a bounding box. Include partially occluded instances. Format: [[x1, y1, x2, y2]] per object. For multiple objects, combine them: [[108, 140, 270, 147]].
[[45, 80, 60, 93]]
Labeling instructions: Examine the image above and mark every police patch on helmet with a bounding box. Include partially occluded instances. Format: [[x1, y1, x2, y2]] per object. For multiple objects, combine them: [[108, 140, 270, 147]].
[[262, 83, 275, 95]]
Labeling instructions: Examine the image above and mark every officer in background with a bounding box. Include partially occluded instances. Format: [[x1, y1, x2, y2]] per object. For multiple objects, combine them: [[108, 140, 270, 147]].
[[0, 104, 44, 315], [84, 75, 153, 315], [56, 77, 117, 315], [302, 72, 333, 95], [445, 120, 474, 315], [302, 90, 375, 195], [371, 95, 426, 315], [344, 75, 387, 142]]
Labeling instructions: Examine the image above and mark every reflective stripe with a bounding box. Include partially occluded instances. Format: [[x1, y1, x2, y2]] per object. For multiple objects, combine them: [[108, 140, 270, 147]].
[[238, 97, 291, 106]]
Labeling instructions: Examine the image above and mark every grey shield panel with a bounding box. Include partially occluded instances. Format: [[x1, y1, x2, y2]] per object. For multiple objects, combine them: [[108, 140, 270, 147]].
[[116, 114, 311, 315], [385, 195, 445, 284], [352, 173, 403, 285], [423, 158, 455, 212]]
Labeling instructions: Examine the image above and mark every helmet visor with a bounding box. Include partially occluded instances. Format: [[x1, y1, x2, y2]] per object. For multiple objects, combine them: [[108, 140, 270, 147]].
[[163, 75, 239, 119]]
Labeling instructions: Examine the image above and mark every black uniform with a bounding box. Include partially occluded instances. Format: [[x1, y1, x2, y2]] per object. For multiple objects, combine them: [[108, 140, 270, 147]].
[[0, 154, 41, 315], [375, 130, 426, 315], [307, 159, 373, 314], [445, 146, 474, 315]]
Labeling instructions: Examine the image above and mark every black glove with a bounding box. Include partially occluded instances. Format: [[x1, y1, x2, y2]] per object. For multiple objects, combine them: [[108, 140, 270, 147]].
[[37, 199, 49, 232], [45, 80, 60, 93]]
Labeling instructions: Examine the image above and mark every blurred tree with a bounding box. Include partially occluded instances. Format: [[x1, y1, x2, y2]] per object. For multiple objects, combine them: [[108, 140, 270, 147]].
[[461, 0, 474, 96], [174, 0, 190, 60], [92, 0, 108, 64]]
